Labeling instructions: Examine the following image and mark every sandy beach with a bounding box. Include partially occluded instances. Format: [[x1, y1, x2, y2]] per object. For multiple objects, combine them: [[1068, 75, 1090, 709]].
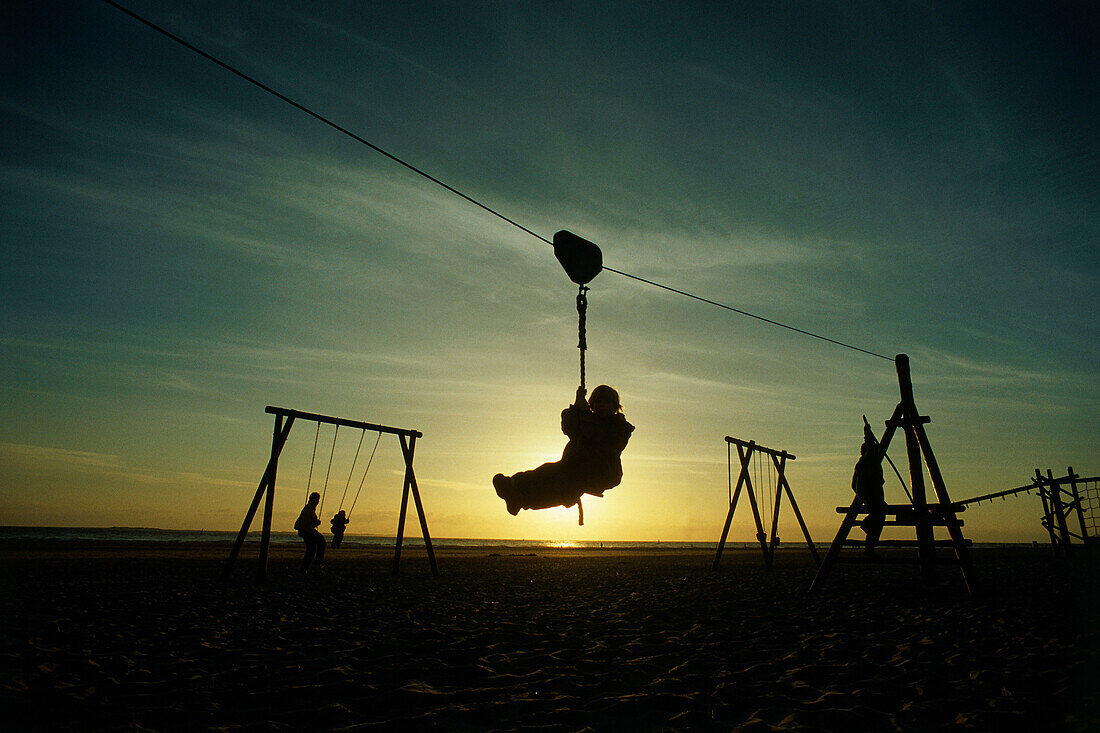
[[1, 542, 1096, 731]]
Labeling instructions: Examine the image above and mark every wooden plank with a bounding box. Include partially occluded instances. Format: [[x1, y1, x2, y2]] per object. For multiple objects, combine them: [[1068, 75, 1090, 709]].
[[834, 504, 966, 514], [724, 436, 795, 460], [266, 406, 421, 438], [841, 539, 972, 548]]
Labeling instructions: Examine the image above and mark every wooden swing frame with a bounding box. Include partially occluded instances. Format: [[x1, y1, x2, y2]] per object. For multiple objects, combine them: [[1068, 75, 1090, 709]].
[[713, 438, 819, 569], [223, 406, 438, 580]]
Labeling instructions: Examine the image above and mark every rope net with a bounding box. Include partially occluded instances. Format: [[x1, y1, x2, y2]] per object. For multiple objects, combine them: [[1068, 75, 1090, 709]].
[[1080, 478, 1100, 540]]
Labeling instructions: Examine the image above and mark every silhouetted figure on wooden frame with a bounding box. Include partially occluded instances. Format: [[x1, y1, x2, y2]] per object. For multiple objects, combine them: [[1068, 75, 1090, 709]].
[[493, 385, 634, 516], [852, 427, 886, 556], [330, 510, 349, 549], [294, 491, 326, 572]]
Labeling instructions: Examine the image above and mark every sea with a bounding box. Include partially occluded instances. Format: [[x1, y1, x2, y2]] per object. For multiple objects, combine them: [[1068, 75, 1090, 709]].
[[0, 526, 1026, 551], [0, 526, 719, 551]]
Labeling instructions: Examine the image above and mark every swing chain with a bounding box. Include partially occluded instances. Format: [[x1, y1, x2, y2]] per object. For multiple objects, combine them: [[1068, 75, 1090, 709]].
[[576, 285, 589, 391]]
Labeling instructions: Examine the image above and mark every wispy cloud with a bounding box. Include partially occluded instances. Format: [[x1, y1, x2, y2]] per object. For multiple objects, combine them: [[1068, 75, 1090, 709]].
[[0, 442, 252, 490], [0, 443, 123, 471]]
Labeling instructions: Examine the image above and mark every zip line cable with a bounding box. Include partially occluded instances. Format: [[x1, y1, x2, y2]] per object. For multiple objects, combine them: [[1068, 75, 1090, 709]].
[[102, 0, 893, 362], [602, 266, 891, 360]]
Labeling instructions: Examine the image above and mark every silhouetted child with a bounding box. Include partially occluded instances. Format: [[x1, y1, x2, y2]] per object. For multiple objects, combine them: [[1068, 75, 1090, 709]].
[[330, 510, 349, 549], [493, 385, 634, 515], [294, 491, 325, 572], [852, 425, 886, 556]]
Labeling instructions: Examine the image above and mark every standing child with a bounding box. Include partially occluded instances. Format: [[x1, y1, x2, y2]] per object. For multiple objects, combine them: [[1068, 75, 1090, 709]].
[[493, 385, 634, 515], [330, 510, 349, 549], [852, 425, 887, 556]]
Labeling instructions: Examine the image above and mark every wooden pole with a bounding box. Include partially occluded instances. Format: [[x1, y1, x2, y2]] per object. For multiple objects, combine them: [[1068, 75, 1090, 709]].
[[809, 496, 861, 592], [767, 462, 784, 563], [712, 444, 750, 570], [224, 414, 294, 578], [1036, 470, 1059, 555], [775, 453, 820, 566], [913, 422, 978, 594], [736, 444, 771, 565], [257, 423, 279, 581], [1047, 469, 1073, 555], [399, 434, 438, 576], [1066, 467, 1089, 544], [896, 354, 936, 584], [393, 436, 413, 575]]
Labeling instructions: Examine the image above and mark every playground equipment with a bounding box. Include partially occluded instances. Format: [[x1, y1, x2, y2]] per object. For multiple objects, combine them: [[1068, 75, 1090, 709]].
[[223, 406, 437, 580], [960, 467, 1098, 556], [712, 437, 819, 569], [810, 354, 978, 594]]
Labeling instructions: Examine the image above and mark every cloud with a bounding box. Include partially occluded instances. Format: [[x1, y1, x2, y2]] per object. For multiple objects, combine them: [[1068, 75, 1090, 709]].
[[0, 442, 251, 490], [0, 443, 122, 471]]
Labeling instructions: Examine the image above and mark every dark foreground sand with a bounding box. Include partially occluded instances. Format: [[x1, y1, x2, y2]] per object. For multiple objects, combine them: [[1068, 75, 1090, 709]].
[[1, 543, 1096, 731]]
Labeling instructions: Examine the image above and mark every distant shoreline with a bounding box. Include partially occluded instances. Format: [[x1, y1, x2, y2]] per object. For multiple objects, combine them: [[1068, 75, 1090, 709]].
[[0, 525, 1045, 549]]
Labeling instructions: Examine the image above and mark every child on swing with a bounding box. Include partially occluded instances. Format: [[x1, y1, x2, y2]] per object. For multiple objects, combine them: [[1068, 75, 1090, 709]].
[[493, 384, 634, 515], [330, 509, 349, 549]]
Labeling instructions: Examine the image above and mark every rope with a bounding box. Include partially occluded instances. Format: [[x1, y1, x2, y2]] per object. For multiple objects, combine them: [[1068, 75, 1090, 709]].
[[347, 431, 383, 520], [102, 0, 895, 364], [864, 416, 913, 502], [883, 450, 914, 503], [576, 285, 589, 391], [304, 421, 320, 500], [603, 267, 892, 361], [319, 424, 339, 514], [337, 429, 367, 512]]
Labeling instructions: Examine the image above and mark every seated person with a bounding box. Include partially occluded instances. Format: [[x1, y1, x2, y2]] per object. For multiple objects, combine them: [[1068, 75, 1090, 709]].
[[330, 510, 349, 549], [294, 492, 326, 572]]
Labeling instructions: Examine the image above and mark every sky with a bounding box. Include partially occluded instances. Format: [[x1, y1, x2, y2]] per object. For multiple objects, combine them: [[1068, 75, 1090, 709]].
[[1, 0, 1096, 544]]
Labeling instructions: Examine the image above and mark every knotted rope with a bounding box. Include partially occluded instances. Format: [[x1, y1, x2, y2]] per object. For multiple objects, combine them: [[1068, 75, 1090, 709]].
[[576, 285, 589, 391]]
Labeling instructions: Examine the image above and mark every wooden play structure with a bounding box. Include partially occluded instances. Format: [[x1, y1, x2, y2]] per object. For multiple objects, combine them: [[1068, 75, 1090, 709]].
[[810, 354, 978, 594], [960, 467, 1098, 556], [713, 437, 819, 569], [223, 406, 437, 580]]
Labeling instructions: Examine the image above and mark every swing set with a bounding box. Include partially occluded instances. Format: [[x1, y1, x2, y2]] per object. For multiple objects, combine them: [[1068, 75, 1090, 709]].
[[712, 437, 819, 569], [223, 406, 437, 580]]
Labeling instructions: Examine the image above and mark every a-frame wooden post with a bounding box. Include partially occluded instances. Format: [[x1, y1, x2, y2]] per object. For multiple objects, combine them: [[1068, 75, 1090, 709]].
[[809, 354, 978, 594], [393, 433, 438, 576], [224, 412, 295, 581], [768, 451, 820, 567], [714, 438, 818, 569]]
